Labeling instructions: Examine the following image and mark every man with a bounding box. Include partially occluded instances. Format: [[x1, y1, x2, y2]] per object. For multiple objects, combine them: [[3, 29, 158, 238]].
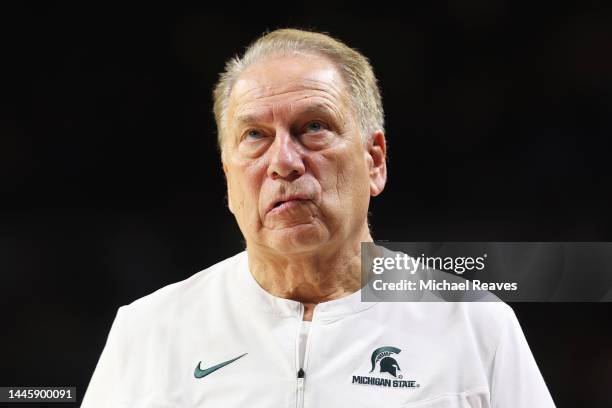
[[82, 29, 555, 407]]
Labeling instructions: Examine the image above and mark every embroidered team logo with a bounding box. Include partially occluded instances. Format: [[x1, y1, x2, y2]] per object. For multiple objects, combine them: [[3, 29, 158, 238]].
[[370, 346, 402, 377], [352, 346, 420, 389]]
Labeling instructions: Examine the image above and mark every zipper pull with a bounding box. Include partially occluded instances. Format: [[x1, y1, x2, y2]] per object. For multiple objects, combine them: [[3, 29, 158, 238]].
[[297, 368, 305, 378]]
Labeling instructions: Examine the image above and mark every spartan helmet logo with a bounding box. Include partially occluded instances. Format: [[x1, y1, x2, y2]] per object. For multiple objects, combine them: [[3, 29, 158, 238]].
[[370, 346, 402, 378], [380, 356, 401, 377]]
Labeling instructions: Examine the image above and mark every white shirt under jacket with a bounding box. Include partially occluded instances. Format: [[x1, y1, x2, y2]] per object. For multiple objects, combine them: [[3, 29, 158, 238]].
[[81, 251, 556, 408]]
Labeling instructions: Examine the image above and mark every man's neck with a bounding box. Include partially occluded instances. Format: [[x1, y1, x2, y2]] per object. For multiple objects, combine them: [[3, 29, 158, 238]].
[[247, 229, 373, 321]]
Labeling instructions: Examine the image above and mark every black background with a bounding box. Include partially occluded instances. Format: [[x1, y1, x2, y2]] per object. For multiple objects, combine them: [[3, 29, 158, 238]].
[[2, 2, 612, 407]]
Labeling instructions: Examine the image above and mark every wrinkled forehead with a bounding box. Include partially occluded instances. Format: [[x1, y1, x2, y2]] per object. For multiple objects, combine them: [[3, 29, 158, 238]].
[[227, 54, 351, 123]]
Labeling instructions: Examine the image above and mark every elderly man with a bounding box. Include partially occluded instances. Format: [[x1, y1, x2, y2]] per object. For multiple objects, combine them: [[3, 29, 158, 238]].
[[82, 29, 555, 407]]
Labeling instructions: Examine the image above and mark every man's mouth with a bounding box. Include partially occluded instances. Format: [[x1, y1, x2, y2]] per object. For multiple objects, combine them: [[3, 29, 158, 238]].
[[266, 195, 311, 214]]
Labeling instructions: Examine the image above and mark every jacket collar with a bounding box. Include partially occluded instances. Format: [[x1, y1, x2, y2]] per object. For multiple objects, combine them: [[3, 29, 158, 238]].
[[233, 251, 378, 321]]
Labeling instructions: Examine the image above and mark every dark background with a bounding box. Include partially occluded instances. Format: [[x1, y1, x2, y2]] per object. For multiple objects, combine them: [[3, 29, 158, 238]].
[[2, 2, 612, 407]]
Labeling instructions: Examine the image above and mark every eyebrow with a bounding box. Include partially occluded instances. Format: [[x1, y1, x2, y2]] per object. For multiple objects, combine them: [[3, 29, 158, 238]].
[[234, 112, 265, 128], [297, 103, 344, 122], [233, 102, 344, 128]]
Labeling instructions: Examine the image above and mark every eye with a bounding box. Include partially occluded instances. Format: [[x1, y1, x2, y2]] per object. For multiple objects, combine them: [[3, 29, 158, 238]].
[[304, 121, 326, 133], [243, 129, 265, 140]]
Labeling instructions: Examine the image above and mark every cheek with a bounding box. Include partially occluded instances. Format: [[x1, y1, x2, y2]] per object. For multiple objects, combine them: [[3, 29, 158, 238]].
[[314, 148, 369, 204], [308, 154, 338, 196], [227, 162, 266, 213]]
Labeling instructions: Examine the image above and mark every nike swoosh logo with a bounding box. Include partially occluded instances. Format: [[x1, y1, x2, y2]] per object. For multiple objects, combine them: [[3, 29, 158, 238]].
[[194, 353, 248, 379]]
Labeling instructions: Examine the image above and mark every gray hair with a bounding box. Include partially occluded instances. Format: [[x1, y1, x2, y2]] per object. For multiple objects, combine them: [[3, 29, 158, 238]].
[[212, 28, 384, 153]]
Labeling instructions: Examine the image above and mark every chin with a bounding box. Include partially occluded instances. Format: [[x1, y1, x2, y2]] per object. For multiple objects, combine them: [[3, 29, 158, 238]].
[[265, 223, 329, 254]]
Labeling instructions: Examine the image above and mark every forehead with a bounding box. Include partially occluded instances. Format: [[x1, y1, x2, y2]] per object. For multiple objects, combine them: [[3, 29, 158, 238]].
[[227, 53, 349, 123]]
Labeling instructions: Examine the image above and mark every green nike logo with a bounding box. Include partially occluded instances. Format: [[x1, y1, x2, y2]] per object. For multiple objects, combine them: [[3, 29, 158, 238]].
[[194, 353, 248, 379]]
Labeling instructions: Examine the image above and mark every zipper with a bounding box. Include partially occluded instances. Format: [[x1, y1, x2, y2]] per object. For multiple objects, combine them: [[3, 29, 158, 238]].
[[296, 368, 305, 408], [295, 304, 316, 408], [295, 305, 305, 408]]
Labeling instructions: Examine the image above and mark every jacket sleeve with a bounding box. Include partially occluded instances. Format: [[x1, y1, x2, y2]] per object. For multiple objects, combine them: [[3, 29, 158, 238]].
[[81, 307, 127, 408], [490, 308, 556, 407]]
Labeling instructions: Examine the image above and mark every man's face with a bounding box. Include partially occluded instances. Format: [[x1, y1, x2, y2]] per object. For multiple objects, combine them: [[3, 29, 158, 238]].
[[222, 53, 386, 255]]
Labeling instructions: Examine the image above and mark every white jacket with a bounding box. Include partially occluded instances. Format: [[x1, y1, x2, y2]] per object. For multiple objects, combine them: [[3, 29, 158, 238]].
[[82, 251, 555, 407]]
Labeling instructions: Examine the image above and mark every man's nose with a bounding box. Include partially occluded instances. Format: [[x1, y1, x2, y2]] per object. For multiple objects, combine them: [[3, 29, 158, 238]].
[[267, 130, 305, 181]]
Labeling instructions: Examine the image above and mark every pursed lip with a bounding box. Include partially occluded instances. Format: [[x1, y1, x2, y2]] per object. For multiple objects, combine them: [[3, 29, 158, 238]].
[[265, 194, 312, 214]]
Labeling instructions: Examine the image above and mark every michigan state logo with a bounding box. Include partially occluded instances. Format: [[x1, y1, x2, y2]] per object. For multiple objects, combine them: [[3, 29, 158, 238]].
[[352, 346, 420, 389], [370, 346, 402, 377]]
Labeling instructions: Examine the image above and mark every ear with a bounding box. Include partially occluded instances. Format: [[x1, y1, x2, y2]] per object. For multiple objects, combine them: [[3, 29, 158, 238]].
[[222, 161, 235, 214], [365, 130, 387, 197]]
